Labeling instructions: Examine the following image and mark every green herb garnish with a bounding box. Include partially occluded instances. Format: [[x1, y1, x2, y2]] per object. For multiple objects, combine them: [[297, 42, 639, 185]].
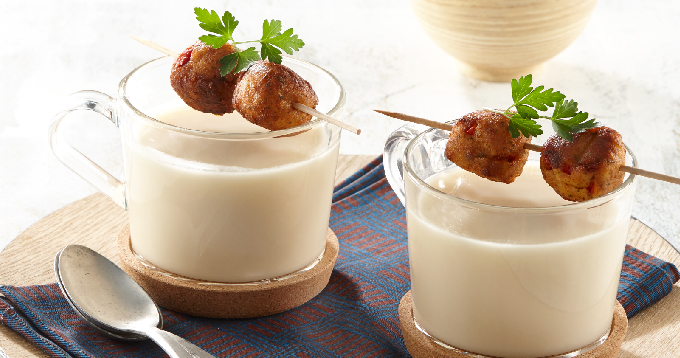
[[194, 7, 305, 75], [490, 74, 598, 140]]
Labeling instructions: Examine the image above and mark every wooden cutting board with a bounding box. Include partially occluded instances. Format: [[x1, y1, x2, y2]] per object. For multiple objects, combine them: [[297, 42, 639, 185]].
[[1, 155, 679, 357]]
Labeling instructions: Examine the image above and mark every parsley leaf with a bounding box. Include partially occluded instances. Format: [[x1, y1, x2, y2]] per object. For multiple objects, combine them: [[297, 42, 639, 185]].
[[262, 19, 282, 41], [265, 28, 305, 55], [513, 84, 565, 112], [221, 11, 239, 39], [500, 75, 597, 140], [260, 43, 282, 64], [550, 100, 598, 140], [552, 99, 579, 119], [218, 53, 239, 75], [199, 34, 230, 48], [259, 21, 306, 63], [511, 75, 534, 103], [196, 8, 237, 48], [508, 113, 543, 138], [219, 47, 261, 75], [516, 104, 539, 120], [195, 8, 236, 42], [193, 8, 305, 73]]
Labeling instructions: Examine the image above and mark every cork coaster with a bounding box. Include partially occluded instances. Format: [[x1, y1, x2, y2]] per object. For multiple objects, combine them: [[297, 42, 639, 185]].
[[117, 224, 338, 318], [398, 290, 628, 358]]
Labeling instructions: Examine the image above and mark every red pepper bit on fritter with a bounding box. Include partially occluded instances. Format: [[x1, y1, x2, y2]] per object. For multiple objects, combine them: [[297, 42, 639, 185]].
[[540, 127, 626, 202], [445, 110, 531, 184], [170, 41, 242, 115]]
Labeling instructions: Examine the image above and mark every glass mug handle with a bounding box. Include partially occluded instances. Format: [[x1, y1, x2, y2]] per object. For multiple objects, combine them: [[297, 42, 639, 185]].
[[383, 123, 428, 206], [48, 90, 126, 209]]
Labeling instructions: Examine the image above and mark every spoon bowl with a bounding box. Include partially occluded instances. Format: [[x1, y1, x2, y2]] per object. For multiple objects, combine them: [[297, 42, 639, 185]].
[[54, 245, 159, 340], [54, 244, 213, 358]]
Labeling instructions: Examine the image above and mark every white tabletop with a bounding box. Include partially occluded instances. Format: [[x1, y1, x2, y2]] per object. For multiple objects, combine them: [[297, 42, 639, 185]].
[[1, 0, 679, 252]]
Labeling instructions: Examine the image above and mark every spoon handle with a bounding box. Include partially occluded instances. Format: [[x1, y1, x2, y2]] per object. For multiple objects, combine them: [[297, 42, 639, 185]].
[[165, 332, 216, 358], [143, 327, 196, 358]]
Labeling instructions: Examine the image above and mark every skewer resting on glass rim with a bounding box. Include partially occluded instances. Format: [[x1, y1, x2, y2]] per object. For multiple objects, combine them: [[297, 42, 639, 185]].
[[376, 109, 680, 201], [130, 35, 360, 135]]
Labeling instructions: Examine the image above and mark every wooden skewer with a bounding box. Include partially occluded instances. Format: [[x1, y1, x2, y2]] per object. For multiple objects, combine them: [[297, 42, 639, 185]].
[[130, 35, 361, 135], [294, 103, 360, 135], [618, 166, 680, 185], [523, 143, 544, 152], [129, 35, 179, 57], [375, 110, 452, 132], [374, 109, 680, 186]]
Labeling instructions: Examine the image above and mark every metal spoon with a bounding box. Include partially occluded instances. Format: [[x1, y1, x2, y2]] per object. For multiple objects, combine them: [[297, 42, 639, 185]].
[[56, 273, 211, 358], [54, 244, 214, 358]]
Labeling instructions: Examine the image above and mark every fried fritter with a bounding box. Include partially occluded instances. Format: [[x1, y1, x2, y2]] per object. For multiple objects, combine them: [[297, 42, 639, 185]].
[[540, 127, 626, 202], [170, 41, 242, 115], [233, 60, 318, 131], [445, 110, 531, 183]]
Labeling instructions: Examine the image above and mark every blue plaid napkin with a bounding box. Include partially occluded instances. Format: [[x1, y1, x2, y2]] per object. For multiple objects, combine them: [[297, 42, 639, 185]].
[[0, 156, 678, 357]]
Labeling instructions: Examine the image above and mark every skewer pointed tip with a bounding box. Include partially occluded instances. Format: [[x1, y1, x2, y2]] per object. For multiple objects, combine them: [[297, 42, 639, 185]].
[[374, 109, 452, 132], [129, 35, 179, 57]]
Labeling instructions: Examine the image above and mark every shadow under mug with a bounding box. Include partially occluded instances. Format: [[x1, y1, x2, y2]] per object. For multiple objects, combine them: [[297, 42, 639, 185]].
[[49, 56, 344, 283], [384, 122, 637, 357]]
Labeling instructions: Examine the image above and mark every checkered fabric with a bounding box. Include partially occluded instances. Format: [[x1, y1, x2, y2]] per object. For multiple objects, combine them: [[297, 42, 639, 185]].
[[617, 245, 680, 317], [0, 156, 677, 357]]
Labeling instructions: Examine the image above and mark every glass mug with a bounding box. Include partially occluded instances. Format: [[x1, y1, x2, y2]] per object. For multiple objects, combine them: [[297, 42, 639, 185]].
[[49, 56, 343, 283], [384, 122, 637, 357]]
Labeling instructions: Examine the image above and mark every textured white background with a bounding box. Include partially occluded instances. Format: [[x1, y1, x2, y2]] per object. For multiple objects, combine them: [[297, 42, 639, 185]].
[[0, 0, 679, 251]]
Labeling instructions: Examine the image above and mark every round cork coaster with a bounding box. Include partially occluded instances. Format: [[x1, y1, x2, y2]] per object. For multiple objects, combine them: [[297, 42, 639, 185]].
[[117, 224, 338, 318], [398, 290, 628, 358]]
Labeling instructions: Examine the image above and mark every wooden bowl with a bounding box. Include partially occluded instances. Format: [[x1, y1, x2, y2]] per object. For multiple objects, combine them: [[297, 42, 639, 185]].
[[411, 0, 598, 81]]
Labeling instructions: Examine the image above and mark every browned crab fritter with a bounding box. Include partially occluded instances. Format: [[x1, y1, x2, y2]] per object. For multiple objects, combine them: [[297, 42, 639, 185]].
[[540, 127, 626, 202], [445, 110, 531, 183], [233, 60, 318, 131], [170, 41, 243, 115]]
